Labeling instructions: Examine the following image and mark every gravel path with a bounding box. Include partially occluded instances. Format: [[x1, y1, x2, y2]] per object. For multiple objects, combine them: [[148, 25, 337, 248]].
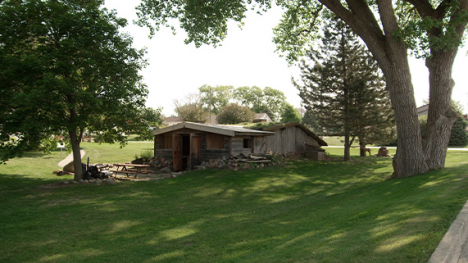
[[58, 150, 85, 167]]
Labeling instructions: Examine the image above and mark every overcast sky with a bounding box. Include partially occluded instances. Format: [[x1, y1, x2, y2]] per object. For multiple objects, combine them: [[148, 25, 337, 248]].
[[104, 0, 468, 116]]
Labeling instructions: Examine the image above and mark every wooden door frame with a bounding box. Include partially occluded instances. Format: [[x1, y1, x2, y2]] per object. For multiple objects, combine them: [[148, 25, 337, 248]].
[[189, 133, 202, 170], [172, 133, 182, 172]]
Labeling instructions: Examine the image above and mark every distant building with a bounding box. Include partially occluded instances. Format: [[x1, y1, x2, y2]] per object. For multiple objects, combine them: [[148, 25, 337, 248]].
[[253, 113, 272, 123], [163, 116, 183, 126], [206, 115, 218, 125], [416, 105, 429, 116]]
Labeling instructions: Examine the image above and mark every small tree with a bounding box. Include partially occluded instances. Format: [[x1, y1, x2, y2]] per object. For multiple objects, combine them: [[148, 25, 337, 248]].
[[175, 104, 208, 122], [301, 110, 321, 134], [296, 14, 394, 160], [233, 86, 265, 113], [174, 93, 208, 122], [419, 101, 468, 147], [233, 86, 286, 121], [281, 103, 301, 123], [199, 85, 234, 115], [132, 107, 164, 141], [263, 87, 287, 121], [448, 117, 468, 147], [217, 104, 254, 124]]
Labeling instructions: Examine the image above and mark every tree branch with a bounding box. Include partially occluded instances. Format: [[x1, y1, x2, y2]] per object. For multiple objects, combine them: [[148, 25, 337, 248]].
[[404, 0, 437, 17], [318, 0, 389, 67]]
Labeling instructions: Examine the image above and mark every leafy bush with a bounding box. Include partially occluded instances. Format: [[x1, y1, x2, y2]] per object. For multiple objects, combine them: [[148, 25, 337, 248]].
[[449, 116, 468, 146], [217, 103, 254, 124], [419, 115, 468, 147], [135, 149, 153, 161], [280, 103, 301, 123]]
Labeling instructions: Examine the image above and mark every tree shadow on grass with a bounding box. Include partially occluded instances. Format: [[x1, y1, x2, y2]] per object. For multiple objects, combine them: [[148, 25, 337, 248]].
[[2, 159, 468, 262], [0, 173, 65, 193]]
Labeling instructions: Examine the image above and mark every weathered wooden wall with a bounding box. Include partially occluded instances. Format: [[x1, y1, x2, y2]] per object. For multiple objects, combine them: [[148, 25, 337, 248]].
[[231, 137, 254, 156], [253, 126, 323, 155], [201, 133, 230, 160], [154, 133, 174, 160], [154, 131, 231, 161]]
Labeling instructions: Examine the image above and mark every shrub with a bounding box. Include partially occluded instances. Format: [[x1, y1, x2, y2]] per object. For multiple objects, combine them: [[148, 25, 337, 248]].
[[281, 103, 301, 123], [449, 116, 468, 146], [419, 115, 468, 147], [135, 149, 153, 161], [217, 103, 254, 124]]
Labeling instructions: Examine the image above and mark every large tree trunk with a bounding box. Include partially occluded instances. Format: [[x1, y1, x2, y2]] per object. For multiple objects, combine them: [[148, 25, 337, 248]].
[[69, 130, 83, 181], [384, 57, 429, 178], [359, 139, 366, 157], [344, 131, 351, 161], [423, 50, 459, 169]]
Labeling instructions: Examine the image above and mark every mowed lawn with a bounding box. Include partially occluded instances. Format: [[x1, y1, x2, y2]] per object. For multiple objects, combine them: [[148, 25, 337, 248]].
[[1, 143, 468, 262]]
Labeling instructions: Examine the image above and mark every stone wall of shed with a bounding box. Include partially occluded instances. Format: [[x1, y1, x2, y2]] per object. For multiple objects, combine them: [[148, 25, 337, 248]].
[[305, 147, 325, 161]]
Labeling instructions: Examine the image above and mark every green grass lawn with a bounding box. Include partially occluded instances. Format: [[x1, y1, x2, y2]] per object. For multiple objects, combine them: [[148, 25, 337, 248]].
[[1, 143, 467, 262], [322, 136, 345, 146], [81, 141, 154, 164]]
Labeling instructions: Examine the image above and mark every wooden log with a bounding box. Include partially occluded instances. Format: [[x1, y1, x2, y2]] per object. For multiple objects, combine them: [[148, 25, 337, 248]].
[[250, 156, 267, 160], [247, 160, 272, 163]]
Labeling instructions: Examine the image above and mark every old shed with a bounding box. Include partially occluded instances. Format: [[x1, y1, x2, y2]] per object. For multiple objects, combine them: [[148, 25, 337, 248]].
[[154, 122, 328, 171], [256, 123, 328, 160], [153, 122, 274, 172]]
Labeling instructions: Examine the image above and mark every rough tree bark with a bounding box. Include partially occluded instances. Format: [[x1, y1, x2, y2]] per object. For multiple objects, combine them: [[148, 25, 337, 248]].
[[69, 129, 83, 181], [344, 129, 351, 161], [423, 50, 459, 169], [385, 64, 429, 177], [422, 0, 468, 169], [359, 140, 366, 157], [67, 96, 84, 181]]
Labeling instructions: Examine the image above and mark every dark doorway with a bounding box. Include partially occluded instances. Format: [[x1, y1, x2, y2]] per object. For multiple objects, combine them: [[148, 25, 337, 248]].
[[182, 135, 190, 170], [173, 133, 202, 172]]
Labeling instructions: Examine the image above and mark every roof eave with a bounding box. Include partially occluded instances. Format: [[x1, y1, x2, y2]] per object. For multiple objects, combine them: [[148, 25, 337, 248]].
[[262, 122, 328, 146], [234, 131, 275, 137]]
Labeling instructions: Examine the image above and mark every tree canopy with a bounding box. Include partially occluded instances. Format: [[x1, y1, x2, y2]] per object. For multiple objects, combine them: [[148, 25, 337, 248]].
[[199, 85, 234, 115], [136, 0, 468, 177], [217, 103, 254, 124], [280, 103, 301, 123], [179, 85, 288, 122], [0, 0, 151, 180], [233, 86, 286, 121], [174, 93, 208, 122]]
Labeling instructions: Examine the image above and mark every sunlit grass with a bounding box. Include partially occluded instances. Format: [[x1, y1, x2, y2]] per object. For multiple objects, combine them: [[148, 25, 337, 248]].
[[0, 143, 467, 262]]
